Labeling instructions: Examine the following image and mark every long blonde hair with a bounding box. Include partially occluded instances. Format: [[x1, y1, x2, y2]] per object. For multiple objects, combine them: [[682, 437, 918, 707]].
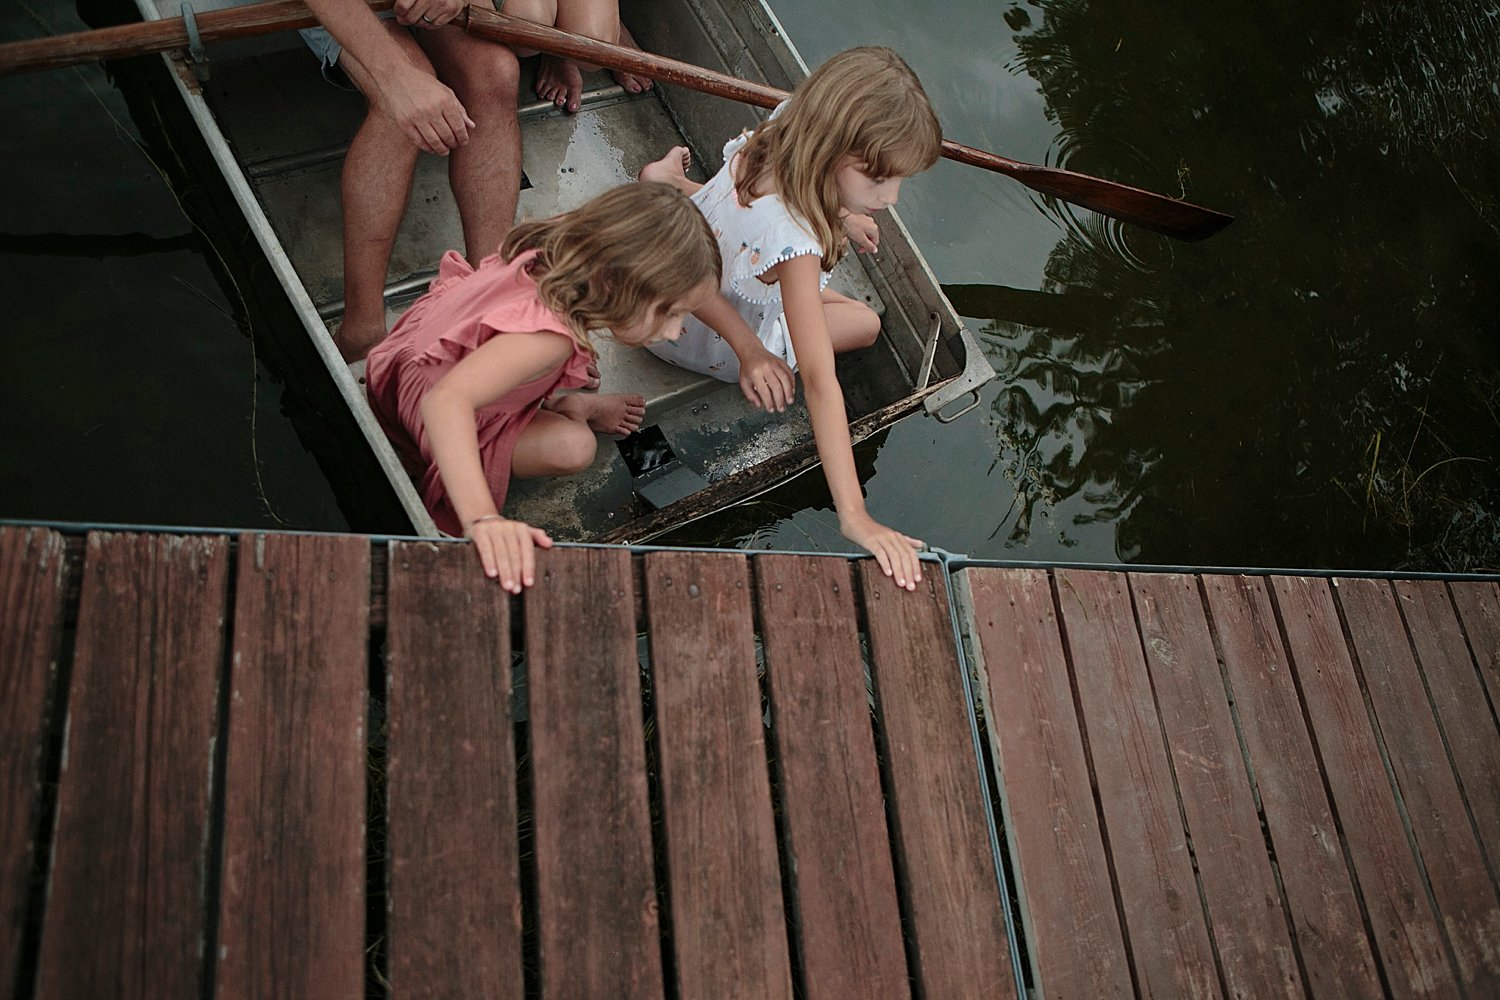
[[734, 47, 941, 270], [501, 183, 721, 353]]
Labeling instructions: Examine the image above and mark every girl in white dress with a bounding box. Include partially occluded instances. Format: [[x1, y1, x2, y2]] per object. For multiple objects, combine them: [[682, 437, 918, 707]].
[[641, 46, 942, 590]]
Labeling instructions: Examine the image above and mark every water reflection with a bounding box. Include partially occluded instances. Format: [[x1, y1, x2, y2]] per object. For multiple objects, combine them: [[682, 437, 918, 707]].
[[668, 0, 1500, 571]]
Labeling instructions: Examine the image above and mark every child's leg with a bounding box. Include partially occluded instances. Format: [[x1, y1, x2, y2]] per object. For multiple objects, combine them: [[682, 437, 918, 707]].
[[512, 393, 646, 478], [639, 146, 700, 195], [821, 287, 881, 353]]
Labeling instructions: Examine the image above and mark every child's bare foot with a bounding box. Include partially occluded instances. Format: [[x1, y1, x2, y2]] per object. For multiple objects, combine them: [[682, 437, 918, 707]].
[[333, 316, 387, 364], [612, 23, 654, 94], [535, 54, 584, 113], [583, 360, 602, 391], [553, 392, 646, 436], [640, 146, 692, 184]]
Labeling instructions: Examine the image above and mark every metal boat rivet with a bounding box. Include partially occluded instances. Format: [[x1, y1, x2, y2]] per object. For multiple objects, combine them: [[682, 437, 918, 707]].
[[688, 584, 700, 597]]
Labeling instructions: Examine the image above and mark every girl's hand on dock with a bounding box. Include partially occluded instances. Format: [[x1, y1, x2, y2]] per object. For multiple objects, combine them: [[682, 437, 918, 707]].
[[840, 514, 923, 591], [739, 349, 796, 412], [465, 516, 554, 592]]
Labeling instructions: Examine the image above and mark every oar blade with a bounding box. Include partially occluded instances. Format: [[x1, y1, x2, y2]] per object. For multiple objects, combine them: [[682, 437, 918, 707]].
[[941, 140, 1233, 241]]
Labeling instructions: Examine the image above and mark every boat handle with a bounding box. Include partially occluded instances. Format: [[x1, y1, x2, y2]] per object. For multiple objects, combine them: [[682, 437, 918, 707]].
[[931, 388, 982, 424]]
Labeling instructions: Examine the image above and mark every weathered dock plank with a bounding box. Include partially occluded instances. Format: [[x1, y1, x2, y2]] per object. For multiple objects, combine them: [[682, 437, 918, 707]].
[[858, 563, 1017, 1000], [644, 551, 792, 1000], [1449, 581, 1500, 718], [756, 554, 910, 1000], [385, 541, 522, 998], [216, 533, 370, 1000], [1201, 574, 1382, 999], [526, 546, 663, 999], [1055, 569, 1221, 1000], [0, 527, 68, 1000], [1335, 577, 1500, 992], [1272, 575, 1458, 1000], [964, 567, 1133, 1000], [38, 533, 228, 1000], [1130, 573, 1301, 1000], [1394, 580, 1500, 890]]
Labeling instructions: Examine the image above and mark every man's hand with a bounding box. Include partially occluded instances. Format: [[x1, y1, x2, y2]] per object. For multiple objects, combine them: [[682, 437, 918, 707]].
[[395, 0, 466, 27], [374, 61, 475, 154]]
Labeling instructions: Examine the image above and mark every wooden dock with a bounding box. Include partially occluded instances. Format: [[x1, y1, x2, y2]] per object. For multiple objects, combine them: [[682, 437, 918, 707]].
[[2, 524, 1498, 999]]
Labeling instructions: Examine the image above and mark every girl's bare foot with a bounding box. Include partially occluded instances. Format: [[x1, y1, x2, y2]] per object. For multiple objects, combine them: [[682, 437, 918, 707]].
[[612, 23, 653, 94], [552, 392, 646, 436], [535, 54, 584, 112], [640, 145, 692, 184]]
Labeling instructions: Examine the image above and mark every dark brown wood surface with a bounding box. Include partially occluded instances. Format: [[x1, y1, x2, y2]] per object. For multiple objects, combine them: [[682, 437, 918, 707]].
[[858, 563, 1016, 1000], [1450, 581, 1500, 715], [1200, 575, 1384, 999], [1335, 577, 1500, 992], [1130, 573, 1301, 999], [526, 546, 663, 999], [216, 533, 370, 1000], [385, 541, 521, 998], [644, 552, 792, 1000], [38, 534, 228, 1000], [964, 567, 1133, 999], [755, 554, 910, 999], [1054, 569, 1221, 999], [0, 527, 68, 1000], [1271, 575, 1459, 999], [1394, 581, 1500, 889]]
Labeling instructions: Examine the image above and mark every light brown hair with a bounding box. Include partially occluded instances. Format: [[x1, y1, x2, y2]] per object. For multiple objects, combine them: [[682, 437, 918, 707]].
[[733, 46, 942, 269], [501, 183, 722, 353]]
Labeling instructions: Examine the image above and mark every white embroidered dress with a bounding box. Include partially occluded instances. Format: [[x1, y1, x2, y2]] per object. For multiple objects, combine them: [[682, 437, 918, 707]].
[[647, 114, 830, 380]]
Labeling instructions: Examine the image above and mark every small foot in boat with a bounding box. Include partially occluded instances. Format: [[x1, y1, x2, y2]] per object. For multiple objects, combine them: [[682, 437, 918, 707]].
[[640, 146, 691, 184], [534, 23, 652, 113], [583, 360, 602, 391], [535, 54, 584, 113], [553, 391, 646, 436]]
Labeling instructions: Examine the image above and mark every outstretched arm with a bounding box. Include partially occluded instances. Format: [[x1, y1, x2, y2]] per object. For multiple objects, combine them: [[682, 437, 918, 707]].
[[691, 292, 795, 412], [304, 0, 474, 155], [419, 330, 573, 589], [776, 256, 923, 589]]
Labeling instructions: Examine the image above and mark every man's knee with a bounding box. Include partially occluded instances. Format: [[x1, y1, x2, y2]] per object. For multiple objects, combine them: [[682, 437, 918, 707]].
[[444, 44, 521, 103]]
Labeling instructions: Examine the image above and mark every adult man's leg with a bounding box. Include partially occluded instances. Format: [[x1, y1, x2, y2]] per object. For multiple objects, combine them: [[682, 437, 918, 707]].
[[417, 27, 524, 265], [333, 23, 431, 362]]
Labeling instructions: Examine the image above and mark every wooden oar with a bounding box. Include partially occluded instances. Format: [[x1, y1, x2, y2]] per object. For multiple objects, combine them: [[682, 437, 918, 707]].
[[0, 0, 1232, 240], [464, 7, 1232, 241]]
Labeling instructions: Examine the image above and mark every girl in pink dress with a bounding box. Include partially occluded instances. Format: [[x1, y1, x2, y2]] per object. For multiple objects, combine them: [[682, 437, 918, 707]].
[[366, 183, 721, 589]]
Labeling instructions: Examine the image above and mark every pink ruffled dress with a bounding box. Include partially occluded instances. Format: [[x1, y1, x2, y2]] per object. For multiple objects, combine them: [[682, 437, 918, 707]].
[[365, 248, 593, 536]]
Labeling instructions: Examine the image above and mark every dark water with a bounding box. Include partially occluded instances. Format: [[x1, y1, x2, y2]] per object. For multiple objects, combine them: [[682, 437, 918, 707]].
[[663, 0, 1500, 572], [5, 0, 1498, 571], [1, 0, 354, 531]]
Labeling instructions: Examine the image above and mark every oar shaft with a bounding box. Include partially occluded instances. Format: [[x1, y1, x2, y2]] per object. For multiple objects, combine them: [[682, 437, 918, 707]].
[[0, 0, 1231, 239], [0, 0, 391, 75], [462, 7, 1232, 240]]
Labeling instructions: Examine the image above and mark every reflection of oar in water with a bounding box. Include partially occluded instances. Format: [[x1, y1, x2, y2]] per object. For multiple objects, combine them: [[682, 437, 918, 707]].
[[0, 0, 1233, 241]]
